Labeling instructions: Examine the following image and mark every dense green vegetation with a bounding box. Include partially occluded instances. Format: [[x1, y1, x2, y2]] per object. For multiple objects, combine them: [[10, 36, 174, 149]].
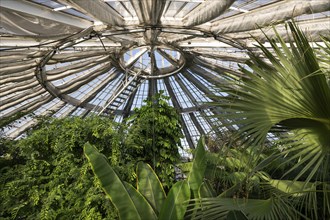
[[0, 93, 183, 219], [125, 91, 183, 190], [0, 117, 119, 219], [1, 23, 329, 220]]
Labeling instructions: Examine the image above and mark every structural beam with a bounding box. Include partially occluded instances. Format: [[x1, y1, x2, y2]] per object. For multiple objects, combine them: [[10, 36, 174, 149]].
[[189, 65, 226, 85], [193, 57, 245, 79], [125, 47, 148, 68], [164, 78, 195, 149], [79, 71, 121, 107], [182, 69, 216, 101], [181, 71, 237, 132], [148, 79, 158, 98], [189, 112, 205, 135], [173, 75, 198, 106], [156, 48, 180, 67], [178, 39, 238, 48], [174, 74, 223, 134], [187, 49, 248, 63], [122, 89, 138, 119], [75, 70, 122, 117]]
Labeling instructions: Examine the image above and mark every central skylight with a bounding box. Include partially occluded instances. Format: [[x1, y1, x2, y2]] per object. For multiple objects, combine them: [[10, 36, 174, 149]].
[[120, 45, 185, 78]]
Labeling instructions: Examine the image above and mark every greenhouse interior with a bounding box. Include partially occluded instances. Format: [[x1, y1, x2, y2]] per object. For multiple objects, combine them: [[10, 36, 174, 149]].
[[0, 0, 329, 219]]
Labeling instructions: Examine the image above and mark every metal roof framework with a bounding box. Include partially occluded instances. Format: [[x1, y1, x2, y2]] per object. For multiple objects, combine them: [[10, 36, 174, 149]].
[[0, 0, 329, 151]]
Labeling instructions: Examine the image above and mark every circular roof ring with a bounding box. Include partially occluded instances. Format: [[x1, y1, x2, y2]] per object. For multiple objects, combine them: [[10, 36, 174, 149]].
[[119, 45, 186, 79]]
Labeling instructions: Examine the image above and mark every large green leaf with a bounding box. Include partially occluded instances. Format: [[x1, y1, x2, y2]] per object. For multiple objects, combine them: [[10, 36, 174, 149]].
[[216, 22, 330, 147], [136, 162, 166, 214], [187, 136, 207, 198], [159, 180, 191, 220], [123, 182, 158, 219], [84, 142, 156, 220]]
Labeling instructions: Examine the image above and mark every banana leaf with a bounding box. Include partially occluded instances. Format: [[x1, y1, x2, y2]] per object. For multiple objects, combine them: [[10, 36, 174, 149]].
[[123, 182, 158, 219], [136, 161, 166, 214], [159, 180, 190, 220], [187, 136, 207, 198], [84, 142, 156, 220]]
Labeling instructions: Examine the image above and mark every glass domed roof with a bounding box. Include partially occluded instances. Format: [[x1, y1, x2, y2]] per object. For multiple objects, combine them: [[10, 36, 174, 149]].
[[1, 0, 329, 150]]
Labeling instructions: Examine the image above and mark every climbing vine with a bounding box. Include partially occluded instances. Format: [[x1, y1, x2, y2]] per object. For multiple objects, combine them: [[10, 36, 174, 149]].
[[124, 91, 183, 190]]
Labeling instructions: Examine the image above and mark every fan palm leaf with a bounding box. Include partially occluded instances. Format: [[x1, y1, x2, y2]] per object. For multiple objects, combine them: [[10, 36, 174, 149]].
[[210, 21, 330, 219], [190, 195, 301, 220]]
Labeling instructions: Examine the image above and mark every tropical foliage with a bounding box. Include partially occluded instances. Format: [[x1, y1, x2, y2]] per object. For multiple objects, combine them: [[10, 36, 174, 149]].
[[0, 93, 184, 219], [83, 137, 206, 220], [124, 91, 183, 190], [0, 116, 121, 219], [195, 22, 330, 219]]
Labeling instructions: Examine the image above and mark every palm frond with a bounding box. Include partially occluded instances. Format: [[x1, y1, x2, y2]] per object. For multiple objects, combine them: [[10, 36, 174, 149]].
[[213, 21, 330, 219], [190, 195, 302, 220], [217, 22, 330, 146]]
